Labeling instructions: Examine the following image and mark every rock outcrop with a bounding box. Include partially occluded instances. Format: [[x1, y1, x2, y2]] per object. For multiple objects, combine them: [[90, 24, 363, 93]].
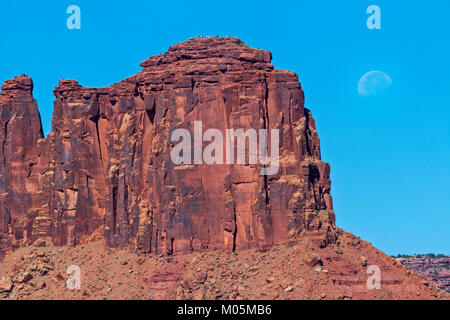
[[398, 256, 450, 292], [0, 37, 336, 256], [0, 75, 45, 252]]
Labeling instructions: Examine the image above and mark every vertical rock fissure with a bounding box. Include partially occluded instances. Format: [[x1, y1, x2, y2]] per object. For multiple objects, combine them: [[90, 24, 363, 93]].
[[304, 109, 312, 156], [112, 185, 118, 236], [93, 113, 103, 162], [262, 76, 270, 206], [230, 184, 237, 252], [2, 119, 9, 167]]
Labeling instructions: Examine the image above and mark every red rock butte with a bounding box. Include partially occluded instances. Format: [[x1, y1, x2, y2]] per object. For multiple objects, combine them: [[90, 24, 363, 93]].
[[0, 36, 337, 256]]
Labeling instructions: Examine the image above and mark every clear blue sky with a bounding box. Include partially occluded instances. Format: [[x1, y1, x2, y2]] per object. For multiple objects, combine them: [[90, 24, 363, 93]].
[[0, 0, 448, 255]]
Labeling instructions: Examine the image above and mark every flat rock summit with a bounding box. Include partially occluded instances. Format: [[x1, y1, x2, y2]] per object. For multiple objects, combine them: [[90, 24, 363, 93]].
[[0, 37, 448, 300]]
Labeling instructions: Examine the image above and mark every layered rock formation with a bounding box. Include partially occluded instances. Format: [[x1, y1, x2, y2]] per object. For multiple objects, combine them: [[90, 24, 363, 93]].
[[0, 37, 336, 256], [398, 257, 450, 292]]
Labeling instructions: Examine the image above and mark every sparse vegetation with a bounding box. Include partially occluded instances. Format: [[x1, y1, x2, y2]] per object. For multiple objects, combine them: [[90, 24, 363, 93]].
[[393, 253, 448, 259]]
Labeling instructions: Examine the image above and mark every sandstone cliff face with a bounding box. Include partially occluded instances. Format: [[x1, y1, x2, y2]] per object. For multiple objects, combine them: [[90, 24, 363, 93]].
[[0, 76, 44, 253], [0, 37, 336, 256]]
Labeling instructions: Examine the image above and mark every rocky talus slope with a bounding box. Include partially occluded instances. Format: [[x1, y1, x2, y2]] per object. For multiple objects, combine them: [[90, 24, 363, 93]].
[[0, 232, 448, 300]]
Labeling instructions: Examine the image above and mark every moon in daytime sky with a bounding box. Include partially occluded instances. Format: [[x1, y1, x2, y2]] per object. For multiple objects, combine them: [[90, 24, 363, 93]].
[[358, 71, 392, 97]]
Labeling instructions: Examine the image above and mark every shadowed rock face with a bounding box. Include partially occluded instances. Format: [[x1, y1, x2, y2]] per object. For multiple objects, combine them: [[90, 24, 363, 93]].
[[0, 37, 336, 256]]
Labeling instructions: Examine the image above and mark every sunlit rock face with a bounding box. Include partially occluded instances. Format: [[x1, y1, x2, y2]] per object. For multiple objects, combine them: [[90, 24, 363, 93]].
[[0, 75, 45, 253], [0, 37, 336, 256]]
